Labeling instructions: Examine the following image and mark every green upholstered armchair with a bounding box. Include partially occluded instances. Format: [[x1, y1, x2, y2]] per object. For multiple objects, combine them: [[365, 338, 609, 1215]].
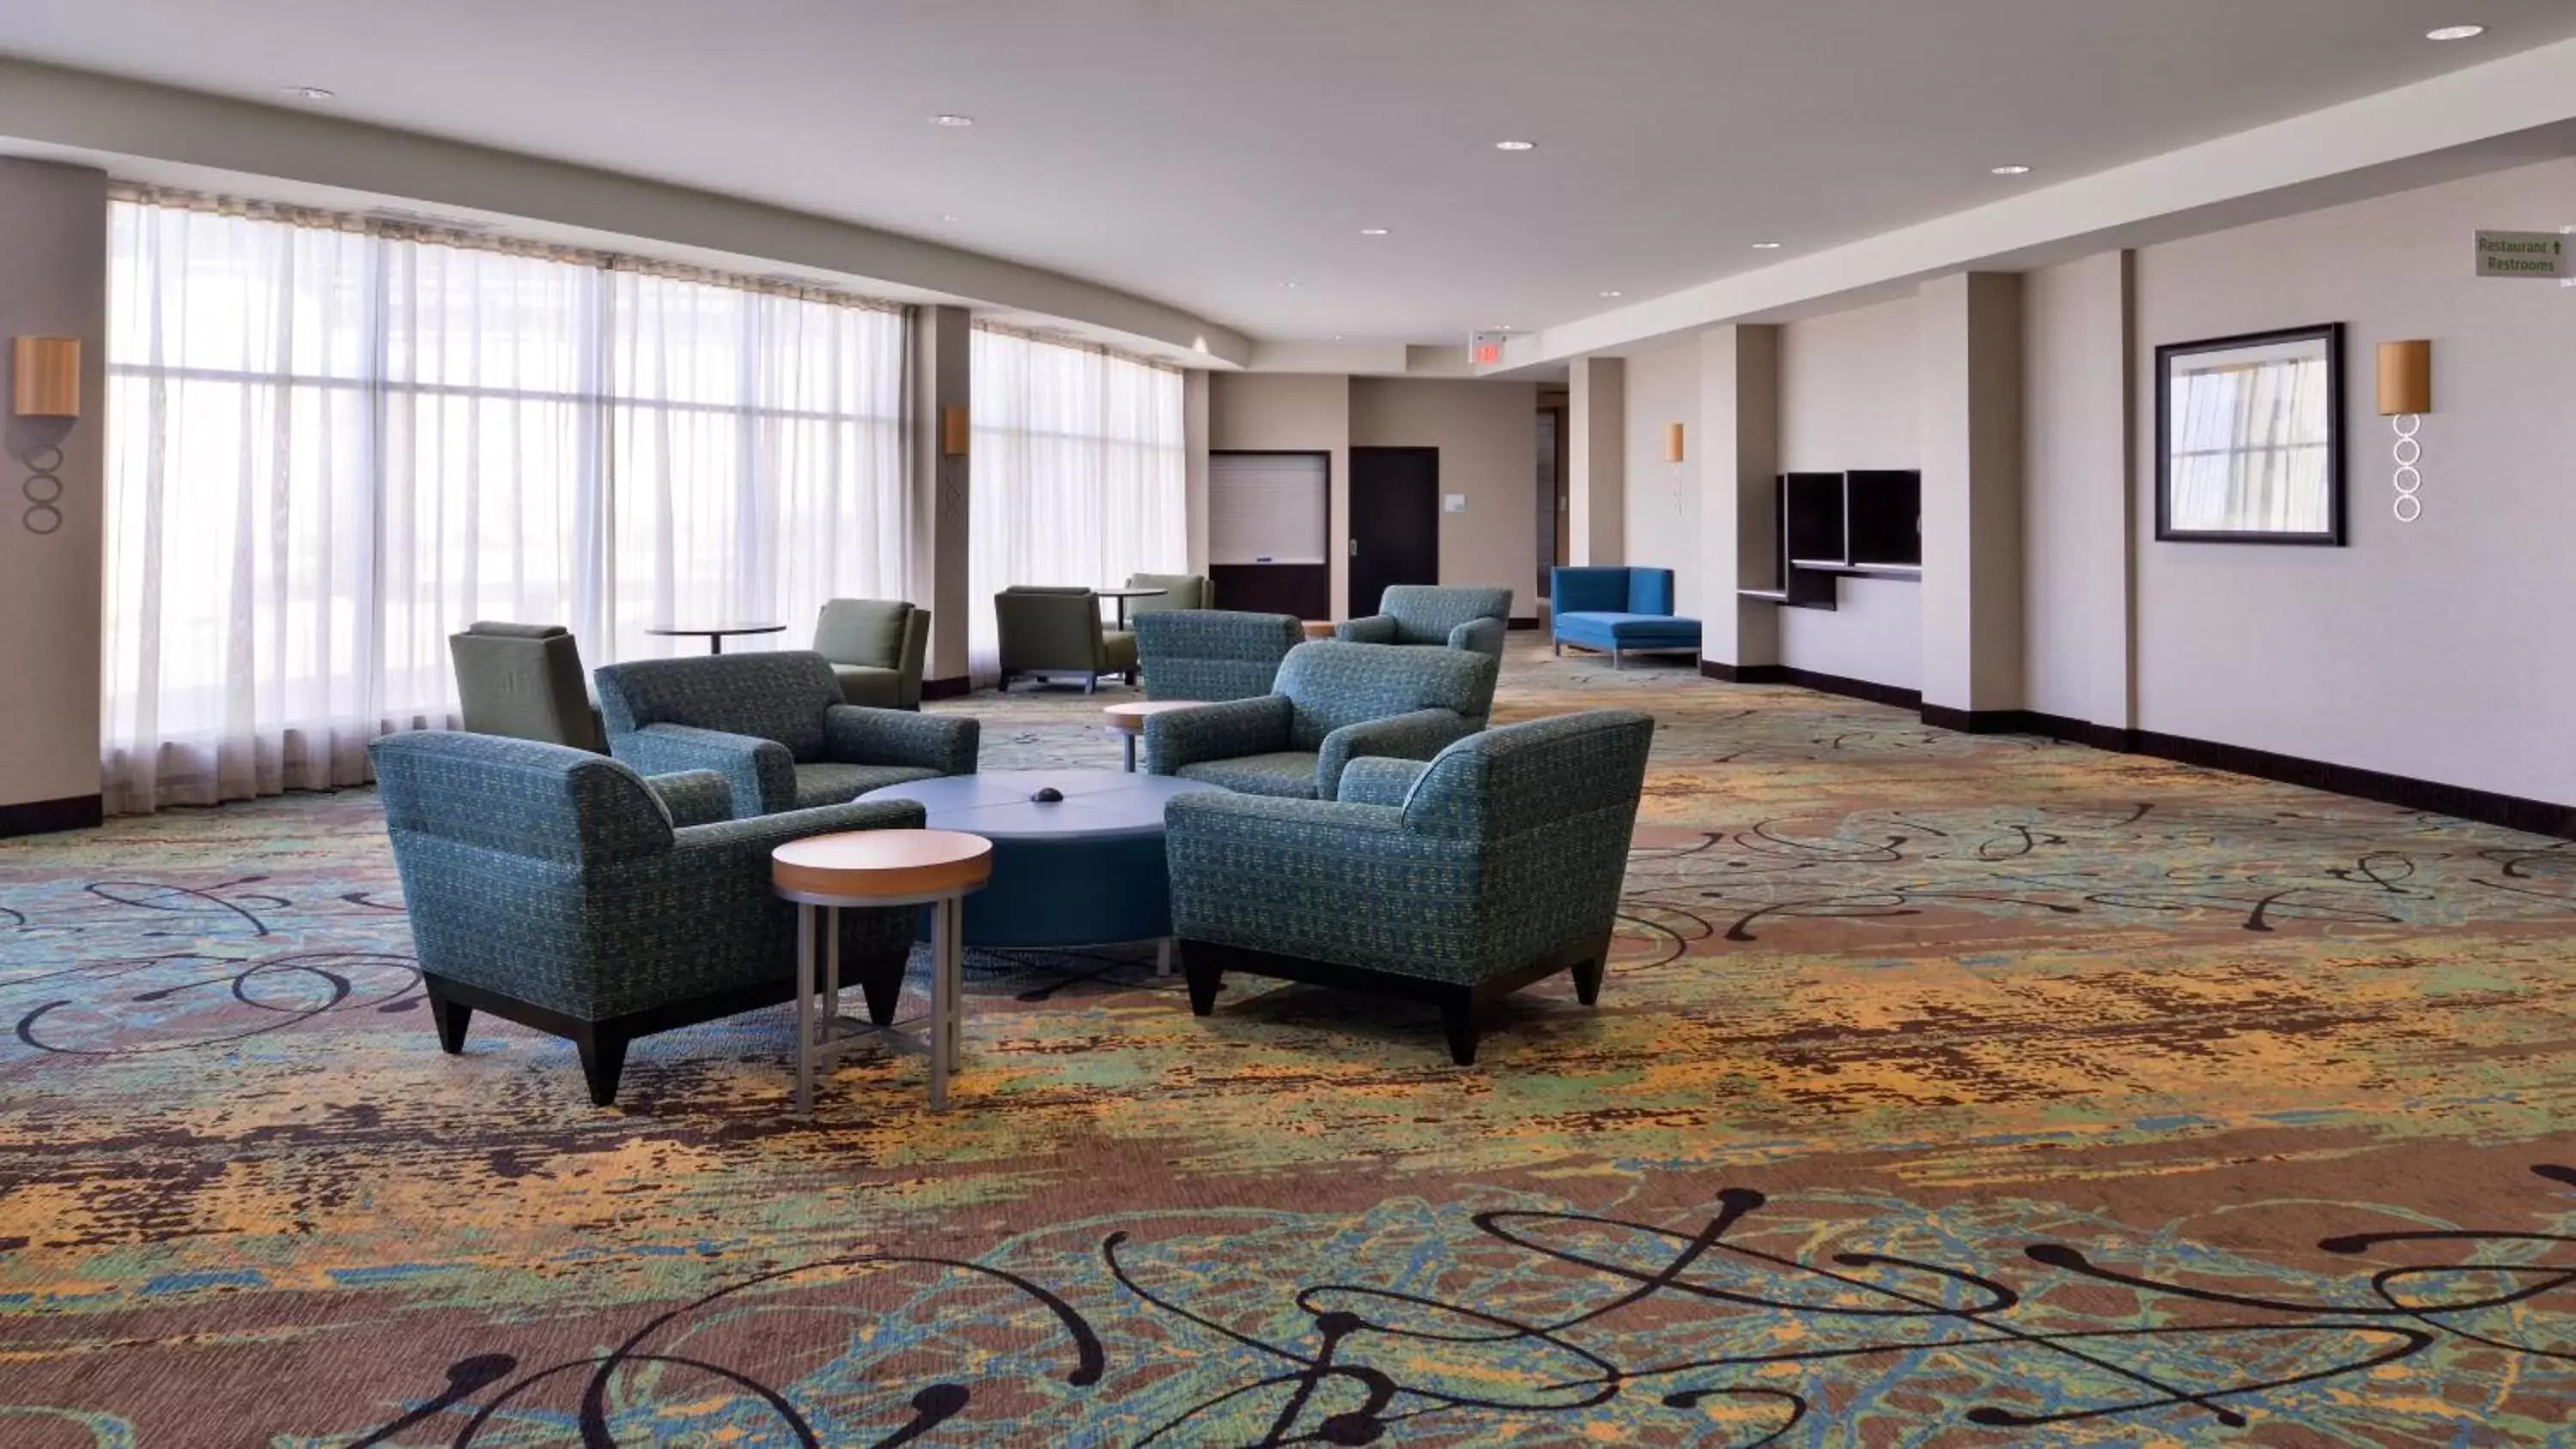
[[994, 585, 1138, 693], [814, 598, 929, 709], [1142, 640, 1496, 800], [1166, 709, 1655, 1064], [369, 731, 924, 1105], [594, 651, 978, 818], [1336, 585, 1515, 664], [1133, 609, 1303, 701], [448, 621, 607, 753], [1124, 572, 1212, 615]]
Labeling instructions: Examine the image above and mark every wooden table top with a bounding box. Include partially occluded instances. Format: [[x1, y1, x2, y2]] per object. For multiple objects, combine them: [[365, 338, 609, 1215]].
[[773, 828, 993, 899], [1101, 699, 1211, 733], [1299, 620, 1337, 639]]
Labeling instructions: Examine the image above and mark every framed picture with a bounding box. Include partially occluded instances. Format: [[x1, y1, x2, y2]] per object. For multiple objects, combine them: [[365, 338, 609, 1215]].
[[2155, 323, 2345, 545]]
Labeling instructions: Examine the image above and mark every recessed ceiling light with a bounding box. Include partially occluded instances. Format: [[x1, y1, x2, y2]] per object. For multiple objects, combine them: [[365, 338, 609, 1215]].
[[931, 113, 975, 127], [2426, 23, 2487, 40], [1493, 140, 1536, 152], [1283, 280, 1302, 288], [1991, 163, 2033, 176], [1328, 334, 1345, 342], [1751, 241, 1783, 250], [1598, 290, 1623, 298], [1359, 227, 1390, 236], [285, 85, 335, 101], [938, 213, 959, 223]]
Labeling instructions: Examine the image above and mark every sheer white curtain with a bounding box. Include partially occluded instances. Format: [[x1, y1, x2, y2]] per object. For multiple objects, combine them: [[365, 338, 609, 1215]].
[[104, 197, 910, 815], [966, 328, 1188, 682], [604, 273, 909, 664]]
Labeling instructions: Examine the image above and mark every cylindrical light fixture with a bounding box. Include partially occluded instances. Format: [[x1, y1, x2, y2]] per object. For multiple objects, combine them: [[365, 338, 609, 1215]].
[[11, 336, 81, 418], [1664, 422, 1686, 464], [2377, 340, 2431, 524], [940, 404, 969, 458]]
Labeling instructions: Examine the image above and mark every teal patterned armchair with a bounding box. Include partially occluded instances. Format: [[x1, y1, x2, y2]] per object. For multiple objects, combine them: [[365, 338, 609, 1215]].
[[1142, 640, 1497, 800], [1133, 609, 1303, 701], [594, 651, 978, 817], [1336, 585, 1514, 664], [1165, 709, 1655, 1064], [369, 731, 923, 1105]]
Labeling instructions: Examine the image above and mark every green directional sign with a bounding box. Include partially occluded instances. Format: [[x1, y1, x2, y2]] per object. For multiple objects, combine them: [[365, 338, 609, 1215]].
[[2474, 229, 2570, 280]]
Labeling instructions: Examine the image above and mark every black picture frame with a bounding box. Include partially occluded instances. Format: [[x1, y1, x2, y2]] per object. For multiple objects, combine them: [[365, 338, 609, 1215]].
[[2154, 322, 2345, 546]]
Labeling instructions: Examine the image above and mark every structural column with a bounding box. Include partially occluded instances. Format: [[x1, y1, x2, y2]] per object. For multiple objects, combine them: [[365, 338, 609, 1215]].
[[1698, 324, 1781, 671], [1917, 272, 2025, 724], [911, 305, 972, 694], [0, 160, 107, 834], [1565, 356, 1625, 567]]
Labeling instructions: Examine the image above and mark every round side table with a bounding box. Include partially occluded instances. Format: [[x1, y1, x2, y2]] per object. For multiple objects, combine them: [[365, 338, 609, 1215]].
[[1102, 699, 1207, 772], [773, 829, 992, 1113], [1300, 620, 1337, 640]]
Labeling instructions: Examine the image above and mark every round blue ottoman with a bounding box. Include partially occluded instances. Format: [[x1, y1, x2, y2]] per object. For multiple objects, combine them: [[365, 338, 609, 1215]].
[[858, 770, 1224, 948]]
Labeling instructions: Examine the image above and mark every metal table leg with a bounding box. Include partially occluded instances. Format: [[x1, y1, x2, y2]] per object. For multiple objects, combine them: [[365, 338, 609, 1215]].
[[928, 894, 955, 1111], [794, 902, 816, 1116], [1122, 733, 1138, 772]]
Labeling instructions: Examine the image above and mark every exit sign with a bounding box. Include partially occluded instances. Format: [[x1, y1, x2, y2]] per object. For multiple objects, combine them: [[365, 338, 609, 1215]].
[[1471, 330, 1510, 366], [2474, 229, 2571, 280]]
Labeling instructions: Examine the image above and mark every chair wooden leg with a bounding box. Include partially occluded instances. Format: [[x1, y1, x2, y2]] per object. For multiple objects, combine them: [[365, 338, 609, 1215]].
[[1572, 954, 1606, 1006], [575, 1027, 629, 1107], [1439, 992, 1480, 1066], [857, 955, 904, 1027], [1182, 959, 1224, 1016], [423, 980, 473, 1055]]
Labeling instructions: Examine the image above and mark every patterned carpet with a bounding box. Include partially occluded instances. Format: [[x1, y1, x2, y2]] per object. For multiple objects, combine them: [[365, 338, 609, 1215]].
[[5, 639, 2575, 1446]]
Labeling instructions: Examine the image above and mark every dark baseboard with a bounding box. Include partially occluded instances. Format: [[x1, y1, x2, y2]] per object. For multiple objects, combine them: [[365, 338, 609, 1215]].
[[1699, 658, 1921, 710], [0, 793, 103, 838], [2129, 729, 2573, 840], [920, 676, 972, 701], [1508, 616, 1541, 631]]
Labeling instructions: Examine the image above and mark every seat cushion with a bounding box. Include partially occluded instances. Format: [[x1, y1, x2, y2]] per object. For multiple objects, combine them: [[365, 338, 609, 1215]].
[[830, 664, 907, 708], [1175, 751, 1321, 799], [1555, 611, 1702, 648], [792, 761, 942, 810]]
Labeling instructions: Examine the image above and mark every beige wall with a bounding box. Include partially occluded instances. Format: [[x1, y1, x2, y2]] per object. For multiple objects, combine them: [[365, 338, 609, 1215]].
[[0, 160, 108, 818], [2022, 252, 2134, 725], [2124, 159, 2576, 804], [1777, 294, 1923, 688], [1620, 341, 1703, 617], [1917, 271, 2024, 713], [1567, 358, 1625, 568], [1349, 378, 1542, 618], [1207, 372, 1352, 615]]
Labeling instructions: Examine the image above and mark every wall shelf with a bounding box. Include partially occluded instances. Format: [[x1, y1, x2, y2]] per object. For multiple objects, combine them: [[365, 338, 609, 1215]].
[[1739, 470, 1922, 609]]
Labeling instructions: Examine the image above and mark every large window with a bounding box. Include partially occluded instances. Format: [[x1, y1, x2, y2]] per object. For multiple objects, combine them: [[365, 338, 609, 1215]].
[[103, 194, 908, 814], [966, 327, 1188, 680]]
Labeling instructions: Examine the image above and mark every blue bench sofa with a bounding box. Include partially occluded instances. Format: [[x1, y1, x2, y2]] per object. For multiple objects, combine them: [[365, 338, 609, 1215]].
[[1550, 567, 1700, 669]]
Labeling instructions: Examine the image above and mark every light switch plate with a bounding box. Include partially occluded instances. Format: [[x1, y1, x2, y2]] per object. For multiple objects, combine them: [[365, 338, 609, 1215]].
[[1443, 493, 1467, 513]]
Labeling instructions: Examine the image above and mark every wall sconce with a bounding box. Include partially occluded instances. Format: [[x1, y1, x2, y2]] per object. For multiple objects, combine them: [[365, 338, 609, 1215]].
[[2376, 339, 2430, 524], [940, 404, 969, 458], [11, 336, 81, 537], [1664, 422, 1686, 464]]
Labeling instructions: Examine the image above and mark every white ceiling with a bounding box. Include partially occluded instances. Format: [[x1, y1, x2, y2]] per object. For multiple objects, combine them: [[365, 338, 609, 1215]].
[[4, 0, 2573, 346]]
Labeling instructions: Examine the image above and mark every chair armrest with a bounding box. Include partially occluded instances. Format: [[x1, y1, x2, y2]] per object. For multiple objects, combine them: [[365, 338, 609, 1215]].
[[611, 724, 794, 817], [1144, 694, 1293, 775], [1334, 615, 1398, 645], [825, 705, 980, 775], [1448, 616, 1507, 661], [1315, 708, 1478, 798], [1334, 757, 1430, 808], [644, 769, 736, 828], [673, 797, 927, 858]]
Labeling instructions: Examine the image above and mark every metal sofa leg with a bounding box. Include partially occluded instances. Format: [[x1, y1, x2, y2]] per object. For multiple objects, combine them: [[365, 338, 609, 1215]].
[[1613, 647, 1625, 670], [1552, 639, 1561, 657]]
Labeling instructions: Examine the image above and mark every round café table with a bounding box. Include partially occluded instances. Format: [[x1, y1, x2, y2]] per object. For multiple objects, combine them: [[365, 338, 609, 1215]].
[[647, 622, 787, 654], [1102, 699, 1208, 772], [1300, 619, 1337, 640], [1096, 586, 1166, 630], [773, 829, 992, 1114]]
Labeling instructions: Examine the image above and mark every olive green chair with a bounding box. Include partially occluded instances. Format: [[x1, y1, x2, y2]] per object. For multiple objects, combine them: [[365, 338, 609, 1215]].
[[448, 621, 606, 753], [814, 598, 929, 710], [994, 586, 1137, 693], [1125, 573, 1212, 616]]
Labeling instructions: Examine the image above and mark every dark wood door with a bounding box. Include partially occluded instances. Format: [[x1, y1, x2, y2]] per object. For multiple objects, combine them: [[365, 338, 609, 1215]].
[[1349, 446, 1440, 617]]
